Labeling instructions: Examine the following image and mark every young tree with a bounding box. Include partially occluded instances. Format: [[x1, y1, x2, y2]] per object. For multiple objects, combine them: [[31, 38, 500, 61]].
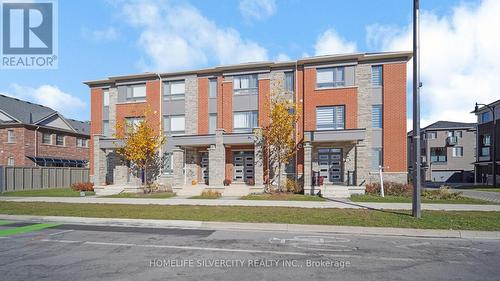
[[261, 90, 300, 192], [114, 109, 165, 186]]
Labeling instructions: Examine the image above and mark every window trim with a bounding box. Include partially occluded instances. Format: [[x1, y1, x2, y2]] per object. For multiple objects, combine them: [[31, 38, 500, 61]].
[[164, 80, 186, 101], [42, 132, 52, 144], [233, 74, 258, 95], [7, 129, 15, 143], [315, 105, 345, 131], [126, 84, 147, 102], [316, 66, 346, 89], [452, 146, 463, 157], [164, 115, 186, 135], [103, 89, 110, 107], [7, 156, 14, 166], [55, 134, 65, 146], [233, 111, 258, 133], [209, 78, 218, 99]]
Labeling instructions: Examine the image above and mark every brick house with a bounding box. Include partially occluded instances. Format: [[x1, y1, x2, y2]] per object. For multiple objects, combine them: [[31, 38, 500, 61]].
[[85, 52, 411, 196], [0, 95, 90, 167], [474, 99, 500, 184]]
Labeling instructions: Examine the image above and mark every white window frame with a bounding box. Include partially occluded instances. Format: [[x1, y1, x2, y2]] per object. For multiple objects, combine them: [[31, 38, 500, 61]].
[[233, 74, 258, 95], [77, 138, 89, 148], [164, 115, 185, 135], [452, 146, 463, 157], [316, 67, 345, 88], [316, 106, 345, 130], [164, 80, 185, 100], [103, 89, 110, 107], [126, 84, 146, 102], [233, 111, 258, 133], [7, 129, 15, 143]]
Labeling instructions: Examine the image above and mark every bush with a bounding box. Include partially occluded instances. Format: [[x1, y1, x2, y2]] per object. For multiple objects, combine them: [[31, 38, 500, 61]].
[[365, 182, 413, 196], [421, 186, 462, 200], [191, 179, 198, 186], [223, 179, 231, 186], [201, 189, 221, 198], [71, 182, 94, 192], [285, 179, 303, 193], [246, 179, 255, 186]]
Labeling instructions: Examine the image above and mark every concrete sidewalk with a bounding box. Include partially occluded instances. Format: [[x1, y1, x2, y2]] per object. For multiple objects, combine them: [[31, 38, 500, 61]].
[[1, 214, 499, 240], [1, 196, 500, 211]]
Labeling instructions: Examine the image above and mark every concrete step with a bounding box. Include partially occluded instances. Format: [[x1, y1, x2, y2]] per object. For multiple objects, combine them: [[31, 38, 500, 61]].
[[321, 185, 350, 199], [176, 186, 206, 196], [94, 185, 125, 196], [222, 186, 250, 197]]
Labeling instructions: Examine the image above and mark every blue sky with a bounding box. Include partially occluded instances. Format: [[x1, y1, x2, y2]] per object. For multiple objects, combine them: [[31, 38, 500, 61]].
[[1, 0, 496, 128]]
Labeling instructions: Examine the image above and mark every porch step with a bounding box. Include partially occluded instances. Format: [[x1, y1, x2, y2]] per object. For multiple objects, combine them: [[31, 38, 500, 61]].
[[94, 185, 125, 196], [222, 186, 250, 197], [321, 185, 350, 199], [176, 186, 206, 196]]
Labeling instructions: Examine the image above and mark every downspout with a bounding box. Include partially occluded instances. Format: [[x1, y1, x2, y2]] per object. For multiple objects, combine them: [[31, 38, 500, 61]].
[[34, 126, 40, 166]]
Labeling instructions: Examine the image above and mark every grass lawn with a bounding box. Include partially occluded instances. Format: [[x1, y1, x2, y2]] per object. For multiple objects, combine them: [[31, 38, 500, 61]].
[[241, 193, 326, 201], [0, 202, 499, 231], [106, 192, 176, 199], [350, 194, 495, 204], [0, 188, 95, 197]]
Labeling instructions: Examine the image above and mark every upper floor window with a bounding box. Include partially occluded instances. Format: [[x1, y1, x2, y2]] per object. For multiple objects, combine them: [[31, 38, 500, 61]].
[[126, 84, 146, 102], [209, 78, 217, 98], [285, 71, 294, 93], [102, 121, 110, 137], [481, 112, 490, 123], [209, 113, 217, 134], [42, 132, 52, 144], [372, 105, 382, 128], [56, 134, 65, 146], [427, 131, 437, 139], [233, 111, 258, 133], [77, 138, 89, 148], [316, 106, 345, 130], [430, 147, 447, 163], [316, 67, 345, 88], [371, 65, 383, 86], [164, 80, 185, 100], [103, 89, 110, 107], [125, 117, 144, 129], [7, 129, 15, 143], [164, 115, 185, 135], [7, 157, 14, 166], [452, 146, 463, 157], [482, 135, 491, 146], [233, 74, 258, 95]]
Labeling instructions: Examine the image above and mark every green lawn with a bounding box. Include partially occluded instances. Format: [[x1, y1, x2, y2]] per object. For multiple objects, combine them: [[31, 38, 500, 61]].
[[241, 194, 326, 201], [106, 192, 176, 199], [350, 194, 495, 204], [0, 202, 499, 231], [0, 188, 95, 197]]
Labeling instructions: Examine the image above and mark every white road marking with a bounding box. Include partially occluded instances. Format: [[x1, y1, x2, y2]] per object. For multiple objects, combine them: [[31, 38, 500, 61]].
[[48, 230, 74, 236]]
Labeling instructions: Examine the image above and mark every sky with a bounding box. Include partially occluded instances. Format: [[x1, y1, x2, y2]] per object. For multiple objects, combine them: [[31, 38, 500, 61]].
[[1, 0, 498, 130]]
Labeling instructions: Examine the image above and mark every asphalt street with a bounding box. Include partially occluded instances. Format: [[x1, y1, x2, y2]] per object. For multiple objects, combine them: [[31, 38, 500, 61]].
[[0, 221, 499, 281]]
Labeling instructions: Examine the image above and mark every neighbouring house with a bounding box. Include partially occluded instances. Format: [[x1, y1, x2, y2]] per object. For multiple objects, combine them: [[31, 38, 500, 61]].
[[407, 121, 476, 183], [0, 94, 90, 167], [85, 51, 411, 196], [473, 99, 500, 184]]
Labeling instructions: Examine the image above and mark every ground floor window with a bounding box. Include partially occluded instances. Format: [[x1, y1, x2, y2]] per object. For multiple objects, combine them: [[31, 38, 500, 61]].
[[162, 152, 173, 175]]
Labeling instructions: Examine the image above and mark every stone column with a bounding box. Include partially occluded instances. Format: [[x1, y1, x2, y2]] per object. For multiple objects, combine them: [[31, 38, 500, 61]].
[[209, 129, 225, 186], [93, 134, 106, 185], [108, 87, 118, 136], [172, 148, 184, 187], [254, 128, 264, 186], [185, 147, 198, 184], [303, 142, 313, 195]]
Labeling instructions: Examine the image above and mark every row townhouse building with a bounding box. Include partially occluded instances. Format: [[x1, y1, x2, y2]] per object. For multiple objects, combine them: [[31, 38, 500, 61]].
[[85, 52, 411, 196]]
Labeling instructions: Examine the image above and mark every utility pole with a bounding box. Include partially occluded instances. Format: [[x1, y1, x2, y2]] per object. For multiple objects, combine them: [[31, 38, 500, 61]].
[[412, 0, 422, 218]]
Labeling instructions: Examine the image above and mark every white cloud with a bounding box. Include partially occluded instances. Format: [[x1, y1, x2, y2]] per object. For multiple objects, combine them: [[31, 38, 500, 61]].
[[120, 0, 268, 71], [314, 28, 357, 56], [367, 0, 500, 126], [239, 0, 276, 21], [276, 53, 290, 61], [5, 84, 86, 119], [82, 26, 119, 41]]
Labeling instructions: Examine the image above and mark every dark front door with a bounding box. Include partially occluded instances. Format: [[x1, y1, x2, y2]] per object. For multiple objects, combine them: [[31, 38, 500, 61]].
[[318, 148, 342, 183]]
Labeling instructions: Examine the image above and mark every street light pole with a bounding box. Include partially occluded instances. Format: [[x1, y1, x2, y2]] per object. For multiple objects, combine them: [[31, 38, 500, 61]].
[[412, 0, 422, 218]]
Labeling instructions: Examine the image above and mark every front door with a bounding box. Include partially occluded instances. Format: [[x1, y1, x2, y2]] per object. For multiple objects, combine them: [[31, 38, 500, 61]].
[[233, 151, 254, 182], [318, 148, 342, 183]]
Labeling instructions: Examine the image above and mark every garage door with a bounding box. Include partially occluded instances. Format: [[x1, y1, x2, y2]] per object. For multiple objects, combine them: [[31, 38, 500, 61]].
[[431, 170, 463, 182]]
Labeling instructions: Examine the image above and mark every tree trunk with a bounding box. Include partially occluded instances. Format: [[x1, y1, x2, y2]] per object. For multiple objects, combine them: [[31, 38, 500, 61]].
[[278, 152, 282, 192]]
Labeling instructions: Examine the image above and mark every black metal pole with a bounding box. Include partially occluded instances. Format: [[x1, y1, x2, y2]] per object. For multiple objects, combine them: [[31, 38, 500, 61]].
[[412, 0, 422, 218]]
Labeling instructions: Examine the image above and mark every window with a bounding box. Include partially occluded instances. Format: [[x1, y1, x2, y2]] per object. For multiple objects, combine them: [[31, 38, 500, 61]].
[[42, 133, 51, 144], [7, 157, 14, 166], [285, 71, 294, 93], [371, 65, 383, 86], [209, 114, 217, 134], [481, 147, 490, 157], [209, 78, 217, 98], [164, 80, 185, 100], [125, 117, 144, 129], [481, 112, 490, 123], [316, 67, 345, 88], [316, 106, 345, 130], [430, 147, 447, 163], [427, 131, 437, 139], [452, 146, 463, 157], [7, 130, 15, 143], [103, 121, 110, 137], [482, 135, 491, 146], [77, 138, 89, 148], [371, 148, 383, 171], [56, 135, 64, 146], [164, 115, 185, 135], [372, 105, 382, 128], [126, 84, 146, 102], [455, 131, 462, 138], [103, 89, 110, 107], [233, 111, 258, 133], [233, 74, 258, 94], [162, 152, 173, 175]]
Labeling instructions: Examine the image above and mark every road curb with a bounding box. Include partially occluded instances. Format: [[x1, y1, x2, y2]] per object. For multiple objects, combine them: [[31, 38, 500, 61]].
[[1, 214, 499, 240]]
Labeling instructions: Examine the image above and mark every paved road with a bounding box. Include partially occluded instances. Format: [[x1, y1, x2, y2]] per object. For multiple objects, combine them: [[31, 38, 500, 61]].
[[1, 221, 499, 280]]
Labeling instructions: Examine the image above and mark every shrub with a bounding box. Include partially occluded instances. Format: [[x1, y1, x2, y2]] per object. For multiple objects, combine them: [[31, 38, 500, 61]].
[[71, 182, 94, 192], [246, 179, 255, 186], [191, 179, 198, 186], [421, 185, 462, 200], [201, 189, 221, 198], [285, 179, 303, 193], [365, 182, 413, 196], [223, 179, 231, 186]]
